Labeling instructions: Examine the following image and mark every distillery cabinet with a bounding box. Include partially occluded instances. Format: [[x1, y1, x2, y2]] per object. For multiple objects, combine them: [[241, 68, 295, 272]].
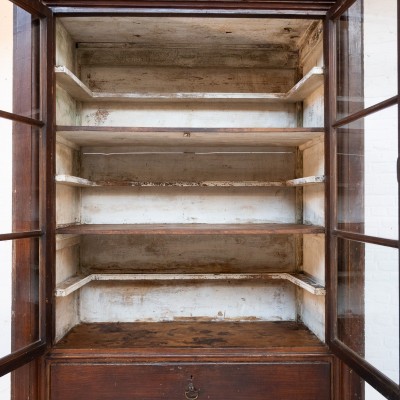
[[1, 1, 398, 400]]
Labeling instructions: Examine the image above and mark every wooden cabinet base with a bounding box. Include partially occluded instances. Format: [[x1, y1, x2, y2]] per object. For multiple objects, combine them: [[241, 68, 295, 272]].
[[49, 362, 331, 400], [46, 322, 332, 400]]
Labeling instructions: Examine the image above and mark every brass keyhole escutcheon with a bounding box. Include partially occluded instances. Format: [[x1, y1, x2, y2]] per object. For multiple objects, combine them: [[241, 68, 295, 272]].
[[185, 377, 200, 400]]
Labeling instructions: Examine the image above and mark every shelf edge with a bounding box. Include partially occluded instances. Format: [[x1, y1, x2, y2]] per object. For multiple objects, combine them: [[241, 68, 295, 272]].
[[55, 272, 326, 297]]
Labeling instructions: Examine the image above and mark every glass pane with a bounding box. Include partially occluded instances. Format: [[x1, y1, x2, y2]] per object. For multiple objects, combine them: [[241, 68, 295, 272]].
[[0, 1, 40, 120], [0, 371, 10, 400], [0, 238, 40, 359], [0, 359, 38, 399], [336, 0, 397, 120], [0, 118, 40, 234], [337, 238, 399, 384], [337, 106, 398, 240]]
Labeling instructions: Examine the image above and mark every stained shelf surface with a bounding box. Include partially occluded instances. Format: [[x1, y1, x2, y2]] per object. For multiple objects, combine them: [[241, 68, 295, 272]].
[[56, 223, 325, 235], [54, 321, 328, 354], [55, 272, 326, 297], [55, 174, 326, 188], [57, 126, 324, 148]]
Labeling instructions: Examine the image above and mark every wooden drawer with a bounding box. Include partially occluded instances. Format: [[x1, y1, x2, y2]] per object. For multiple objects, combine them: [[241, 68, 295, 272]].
[[49, 362, 331, 400]]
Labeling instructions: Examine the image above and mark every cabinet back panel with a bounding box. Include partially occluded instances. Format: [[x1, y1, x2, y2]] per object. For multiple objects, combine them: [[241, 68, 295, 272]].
[[79, 281, 296, 322], [81, 151, 295, 182], [80, 234, 296, 274], [78, 46, 299, 69], [80, 187, 296, 224], [81, 102, 297, 128], [80, 66, 295, 94]]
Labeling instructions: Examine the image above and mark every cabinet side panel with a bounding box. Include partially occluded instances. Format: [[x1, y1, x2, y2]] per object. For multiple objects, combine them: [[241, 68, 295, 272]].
[[56, 20, 75, 74], [301, 135, 325, 342], [303, 141, 324, 226], [55, 244, 80, 341]]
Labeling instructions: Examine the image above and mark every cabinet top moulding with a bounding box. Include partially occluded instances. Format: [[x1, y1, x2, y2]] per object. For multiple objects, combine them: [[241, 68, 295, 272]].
[[55, 65, 323, 103], [56, 223, 325, 235], [57, 126, 324, 147]]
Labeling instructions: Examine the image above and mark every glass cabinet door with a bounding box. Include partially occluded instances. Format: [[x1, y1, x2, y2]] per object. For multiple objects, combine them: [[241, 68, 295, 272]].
[[0, 1, 52, 399], [328, 0, 399, 399]]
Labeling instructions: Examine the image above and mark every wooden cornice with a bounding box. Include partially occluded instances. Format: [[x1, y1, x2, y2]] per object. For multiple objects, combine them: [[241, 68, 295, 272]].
[[41, 0, 336, 14]]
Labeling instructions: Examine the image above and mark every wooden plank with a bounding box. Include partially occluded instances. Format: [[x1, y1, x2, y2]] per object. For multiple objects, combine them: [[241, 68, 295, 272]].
[[53, 320, 327, 351], [56, 174, 99, 187], [58, 17, 316, 50], [78, 46, 299, 69], [285, 175, 325, 186], [55, 174, 325, 188], [55, 65, 92, 101], [285, 67, 324, 101], [56, 223, 325, 235], [57, 127, 324, 147], [55, 272, 326, 297], [55, 275, 92, 297], [284, 273, 325, 295]]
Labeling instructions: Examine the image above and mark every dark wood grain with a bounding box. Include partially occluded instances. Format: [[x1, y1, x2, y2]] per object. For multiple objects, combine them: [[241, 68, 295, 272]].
[[49, 362, 331, 400], [57, 126, 324, 133], [56, 223, 325, 235], [0, 110, 44, 127], [54, 321, 327, 352], [43, 0, 335, 12]]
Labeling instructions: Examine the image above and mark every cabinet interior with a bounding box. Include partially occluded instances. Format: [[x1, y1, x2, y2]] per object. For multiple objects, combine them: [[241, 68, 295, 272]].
[[54, 16, 326, 347]]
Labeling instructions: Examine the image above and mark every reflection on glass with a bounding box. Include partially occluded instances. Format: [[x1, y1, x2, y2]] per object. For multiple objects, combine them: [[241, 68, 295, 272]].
[[336, 0, 397, 120], [0, 238, 40, 359], [0, 1, 40, 119], [0, 118, 40, 234], [337, 106, 398, 240], [337, 239, 399, 384]]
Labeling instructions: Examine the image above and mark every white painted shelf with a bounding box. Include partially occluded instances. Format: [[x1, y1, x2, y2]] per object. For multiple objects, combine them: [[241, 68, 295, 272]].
[[55, 272, 326, 297], [55, 65, 323, 103], [56, 174, 325, 188], [56, 126, 324, 148]]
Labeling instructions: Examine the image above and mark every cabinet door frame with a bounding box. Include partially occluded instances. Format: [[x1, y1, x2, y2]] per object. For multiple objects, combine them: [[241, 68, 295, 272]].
[[0, 0, 54, 390], [325, 0, 400, 399]]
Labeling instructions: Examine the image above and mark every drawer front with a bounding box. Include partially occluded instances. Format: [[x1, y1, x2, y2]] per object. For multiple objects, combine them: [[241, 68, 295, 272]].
[[49, 362, 331, 400]]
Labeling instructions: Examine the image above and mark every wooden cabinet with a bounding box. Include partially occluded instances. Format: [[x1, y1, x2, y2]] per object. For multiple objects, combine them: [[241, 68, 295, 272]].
[[49, 15, 329, 399]]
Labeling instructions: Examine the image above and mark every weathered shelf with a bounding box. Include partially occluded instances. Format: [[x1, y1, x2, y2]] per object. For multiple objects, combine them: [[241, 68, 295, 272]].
[[53, 321, 327, 353], [57, 126, 324, 147], [55, 174, 326, 188], [55, 272, 325, 297], [55, 65, 323, 103], [56, 223, 325, 235]]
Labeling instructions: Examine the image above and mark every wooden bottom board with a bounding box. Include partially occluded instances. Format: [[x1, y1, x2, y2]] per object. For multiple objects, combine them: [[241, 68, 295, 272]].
[[54, 321, 327, 353]]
